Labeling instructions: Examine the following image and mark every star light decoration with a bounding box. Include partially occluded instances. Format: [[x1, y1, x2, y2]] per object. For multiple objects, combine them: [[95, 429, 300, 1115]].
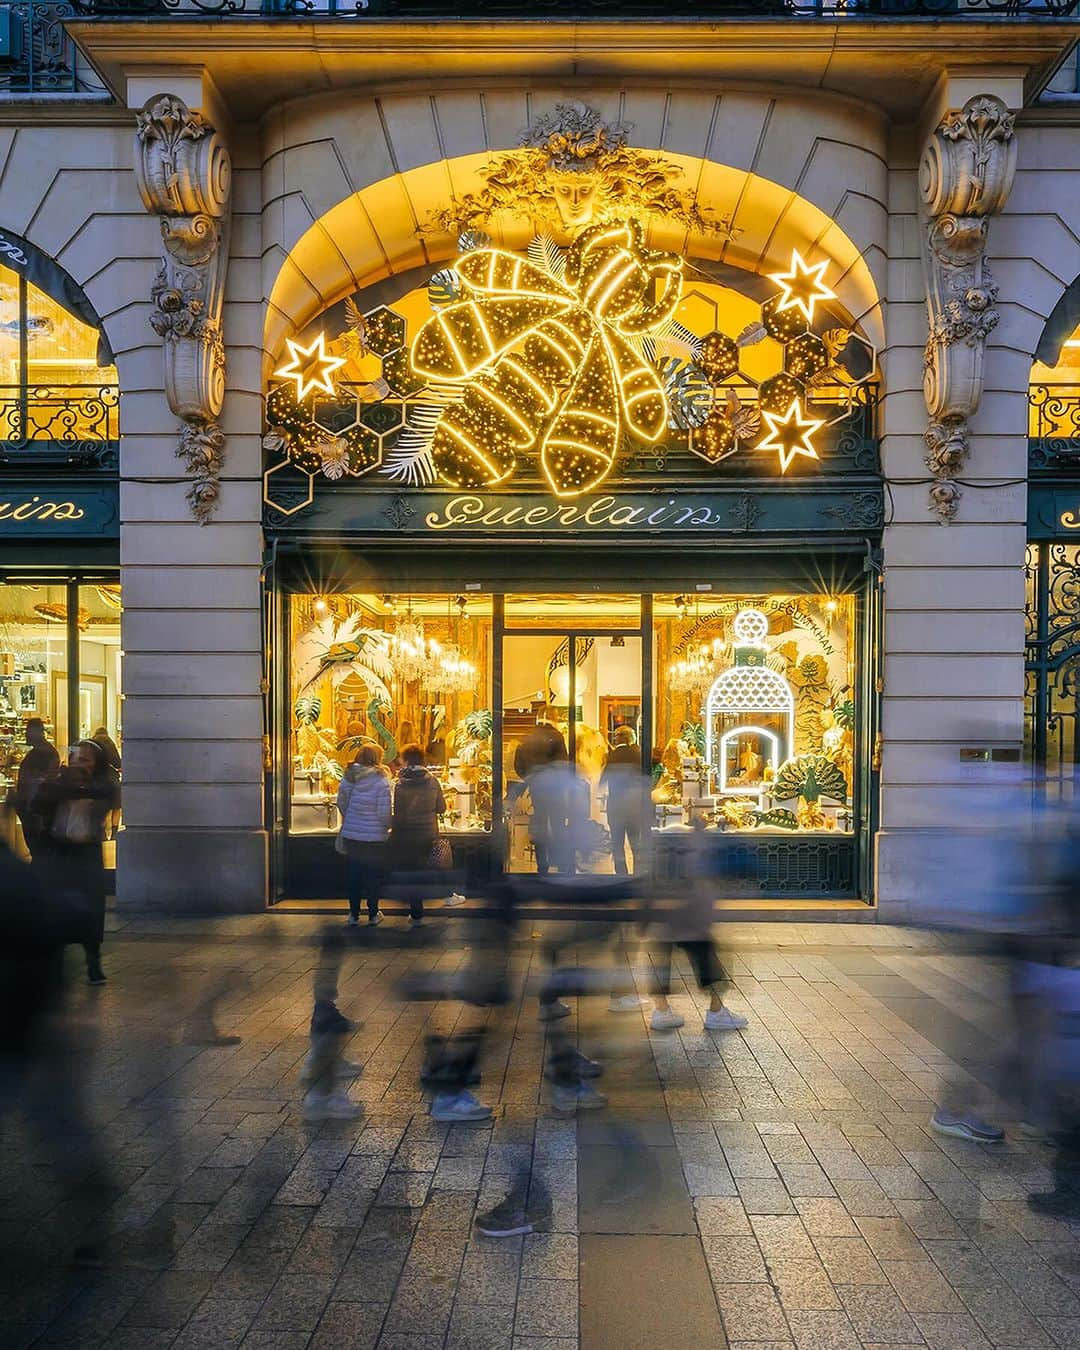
[[756, 398, 824, 473], [767, 249, 836, 325], [273, 333, 347, 401]]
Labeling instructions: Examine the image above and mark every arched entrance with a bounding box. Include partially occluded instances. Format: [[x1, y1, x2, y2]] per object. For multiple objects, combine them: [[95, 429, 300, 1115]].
[[260, 110, 885, 901]]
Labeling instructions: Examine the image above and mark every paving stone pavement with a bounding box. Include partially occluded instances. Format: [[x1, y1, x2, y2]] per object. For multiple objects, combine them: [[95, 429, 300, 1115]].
[[3, 913, 1079, 1350]]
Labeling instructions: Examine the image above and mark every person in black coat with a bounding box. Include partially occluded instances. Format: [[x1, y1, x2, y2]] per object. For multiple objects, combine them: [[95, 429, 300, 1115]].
[[32, 739, 120, 985]]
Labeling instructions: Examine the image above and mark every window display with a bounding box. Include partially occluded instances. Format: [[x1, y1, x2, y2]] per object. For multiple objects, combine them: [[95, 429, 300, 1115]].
[[653, 592, 855, 837], [288, 593, 494, 836], [287, 587, 857, 873]]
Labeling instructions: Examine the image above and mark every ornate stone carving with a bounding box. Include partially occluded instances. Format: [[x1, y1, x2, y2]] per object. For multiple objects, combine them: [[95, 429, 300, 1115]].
[[135, 94, 232, 523], [918, 94, 1016, 523]]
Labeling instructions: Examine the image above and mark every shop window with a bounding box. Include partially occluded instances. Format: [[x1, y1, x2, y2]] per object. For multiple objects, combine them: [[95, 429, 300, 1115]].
[[0, 261, 118, 450], [0, 580, 121, 859], [654, 592, 856, 834], [1025, 542, 1080, 802], [1030, 319, 1080, 443], [289, 592, 494, 835]]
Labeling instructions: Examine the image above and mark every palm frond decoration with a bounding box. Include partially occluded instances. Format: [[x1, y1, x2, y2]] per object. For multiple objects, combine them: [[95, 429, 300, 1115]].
[[428, 268, 461, 308], [339, 298, 368, 361], [463, 708, 493, 740], [383, 384, 467, 486], [458, 229, 492, 252], [736, 320, 767, 348], [645, 316, 703, 364], [294, 694, 322, 726], [293, 614, 394, 704], [526, 232, 567, 283], [660, 358, 713, 430], [682, 722, 707, 757]]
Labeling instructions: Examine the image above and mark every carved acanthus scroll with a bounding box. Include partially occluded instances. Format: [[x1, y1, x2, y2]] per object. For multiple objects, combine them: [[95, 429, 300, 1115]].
[[919, 94, 1015, 524], [135, 95, 231, 523]]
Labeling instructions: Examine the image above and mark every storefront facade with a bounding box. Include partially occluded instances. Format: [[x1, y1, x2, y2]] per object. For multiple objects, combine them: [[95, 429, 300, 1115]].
[[6, 2, 1080, 912]]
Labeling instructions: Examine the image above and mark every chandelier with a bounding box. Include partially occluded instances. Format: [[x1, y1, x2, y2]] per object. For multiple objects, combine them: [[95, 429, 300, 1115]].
[[668, 638, 722, 696], [429, 640, 475, 695], [390, 612, 432, 684]]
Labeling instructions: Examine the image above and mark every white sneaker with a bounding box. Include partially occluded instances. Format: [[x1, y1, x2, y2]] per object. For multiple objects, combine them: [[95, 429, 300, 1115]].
[[552, 1081, 608, 1112], [336, 1058, 363, 1080], [930, 1110, 1004, 1143], [302, 1089, 361, 1121], [346, 915, 360, 927], [444, 892, 468, 907], [650, 1008, 685, 1032], [704, 1008, 748, 1031], [430, 1089, 493, 1122], [368, 912, 383, 926], [608, 994, 646, 1013], [538, 1000, 572, 1022]]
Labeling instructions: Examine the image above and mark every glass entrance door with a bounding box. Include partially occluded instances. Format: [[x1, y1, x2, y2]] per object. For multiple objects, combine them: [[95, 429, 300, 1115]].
[[499, 597, 644, 874]]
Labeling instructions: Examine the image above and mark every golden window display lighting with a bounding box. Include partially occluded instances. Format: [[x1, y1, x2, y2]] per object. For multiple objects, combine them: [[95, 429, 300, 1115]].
[[273, 333, 347, 401], [409, 218, 682, 498]]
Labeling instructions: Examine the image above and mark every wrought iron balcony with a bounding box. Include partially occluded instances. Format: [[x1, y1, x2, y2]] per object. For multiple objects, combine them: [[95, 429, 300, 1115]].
[[0, 383, 119, 468], [0, 1, 107, 93], [1030, 381, 1080, 469], [59, 0, 1080, 17]]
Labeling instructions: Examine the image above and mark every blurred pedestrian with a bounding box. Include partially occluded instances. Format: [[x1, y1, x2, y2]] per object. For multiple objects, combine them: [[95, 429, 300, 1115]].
[[0, 838, 113, 1264], [11, 717, 59, 858], [31, 739, 119, 986], [301, 926, 362, 1121], [91, 726, 121, 773], [649, 819, 747, 1033], [336, 743, 391, 926], [600, 726, 644, 876], [390, 742, 446, 928]]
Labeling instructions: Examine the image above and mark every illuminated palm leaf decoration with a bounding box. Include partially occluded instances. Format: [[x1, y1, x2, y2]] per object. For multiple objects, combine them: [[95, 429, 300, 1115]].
[[410, 219, 682, 498], [293, 614, 394, 704], [660, 358, 712, 430], [294, 694, 322, 726]]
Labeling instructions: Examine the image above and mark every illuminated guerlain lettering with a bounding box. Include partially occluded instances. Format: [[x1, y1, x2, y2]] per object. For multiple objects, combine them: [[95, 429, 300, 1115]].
[[423, 494, 726, 532], [0, 497, 86, 523]]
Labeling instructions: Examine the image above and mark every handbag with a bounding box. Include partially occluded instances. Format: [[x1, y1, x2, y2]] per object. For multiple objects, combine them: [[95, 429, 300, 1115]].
[[428, 837, 453, 871], [51, 798, 100, 846]]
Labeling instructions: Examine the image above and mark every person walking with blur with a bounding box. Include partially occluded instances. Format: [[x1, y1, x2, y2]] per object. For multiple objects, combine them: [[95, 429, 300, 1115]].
[[336, 744, 391, 926], [32, 739, 119, 986], [390, 743, 446, 928], [524, 726, 572, 876], [600, 726, 644, 876], [12, 717, 59, 858]]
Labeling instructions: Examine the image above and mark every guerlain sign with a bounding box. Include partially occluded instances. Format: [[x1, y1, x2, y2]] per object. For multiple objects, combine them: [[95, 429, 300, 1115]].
[[423, 494, 730, 532]]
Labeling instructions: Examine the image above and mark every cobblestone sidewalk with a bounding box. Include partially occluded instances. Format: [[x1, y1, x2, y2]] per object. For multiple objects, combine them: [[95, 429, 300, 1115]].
[[1, 916, 1077, 1350]]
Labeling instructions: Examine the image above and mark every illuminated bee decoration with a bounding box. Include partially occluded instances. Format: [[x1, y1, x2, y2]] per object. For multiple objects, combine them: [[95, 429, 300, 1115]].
[[410, 220, 683, 498]]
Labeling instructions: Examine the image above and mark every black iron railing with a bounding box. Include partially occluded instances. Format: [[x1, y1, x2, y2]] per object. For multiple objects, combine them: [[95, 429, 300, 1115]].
[[1030, 381, 1080, 469], [0, 383, 119, 467], [60, 0, 1080, 16], [0, 1, 106, 93]]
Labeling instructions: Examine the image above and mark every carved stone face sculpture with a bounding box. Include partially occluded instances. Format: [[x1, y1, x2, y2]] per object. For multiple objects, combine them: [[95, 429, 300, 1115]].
[[551, 173, 600, 233]]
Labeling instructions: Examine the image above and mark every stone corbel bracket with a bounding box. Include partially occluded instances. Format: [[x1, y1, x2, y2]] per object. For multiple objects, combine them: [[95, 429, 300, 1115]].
[[135, 94, 232, 523], [918, 94, 1016, 523]]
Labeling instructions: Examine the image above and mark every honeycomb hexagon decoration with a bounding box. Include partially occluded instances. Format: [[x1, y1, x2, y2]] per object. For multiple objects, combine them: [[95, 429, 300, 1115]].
[[312, 396, 360, 437], [758, 371, 805, 415], [783, 332, 829, 382], [266, 382, 314, 441], [342, 426, 382, 476], [360, 401, 405, 436], [690, 411, 737, 464], [364, 305, 407, 356], [761, 294, 808, 342], [698, 331, 740, 383], [263, 459, 315, 517], [382, 348, 427, 399]]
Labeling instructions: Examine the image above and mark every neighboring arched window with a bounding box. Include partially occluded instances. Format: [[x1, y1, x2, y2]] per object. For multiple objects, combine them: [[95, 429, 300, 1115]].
[[1030, 289, 1080, 451], [0, 242, 117, 462]]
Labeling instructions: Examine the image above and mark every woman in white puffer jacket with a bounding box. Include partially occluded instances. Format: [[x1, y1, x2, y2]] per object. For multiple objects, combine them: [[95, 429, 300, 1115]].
[[336, 744, 391, 925]]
